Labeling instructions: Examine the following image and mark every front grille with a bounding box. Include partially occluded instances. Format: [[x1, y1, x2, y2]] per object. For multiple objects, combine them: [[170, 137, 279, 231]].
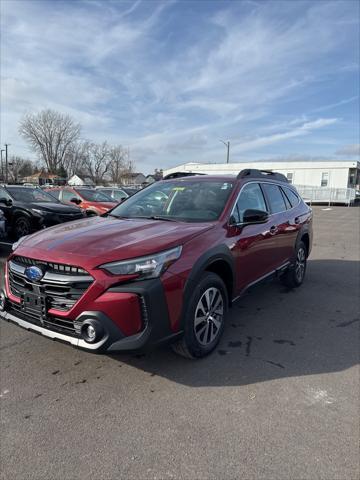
[[8, 257, 93, 313], [12, 256, 88, 275], [8, 302, 79, 338]]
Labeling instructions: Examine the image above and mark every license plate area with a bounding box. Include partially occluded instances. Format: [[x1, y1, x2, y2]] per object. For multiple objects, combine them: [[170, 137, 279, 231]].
[[22, 293, 46, 318]]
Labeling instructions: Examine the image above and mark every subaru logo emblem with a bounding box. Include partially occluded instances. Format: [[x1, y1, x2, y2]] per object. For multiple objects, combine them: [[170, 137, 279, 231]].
[[24, 266, 44, 282]]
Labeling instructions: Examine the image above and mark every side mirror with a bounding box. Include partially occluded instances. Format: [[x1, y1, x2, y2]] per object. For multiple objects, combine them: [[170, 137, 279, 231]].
[[70, 197, 81, 205], [0, 197, 12, 206], [120, 196, 127, 202], [243, 209, 268, 224]]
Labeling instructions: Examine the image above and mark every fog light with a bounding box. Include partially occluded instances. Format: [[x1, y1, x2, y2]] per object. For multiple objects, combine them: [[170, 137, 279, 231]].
[[87, 325, 96, 341], [80, 320, 104, 343], [0, 291, 5, 312]]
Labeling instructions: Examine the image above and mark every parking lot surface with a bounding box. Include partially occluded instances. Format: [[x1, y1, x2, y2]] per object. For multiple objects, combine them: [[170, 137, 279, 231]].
[[0, 206, 359, 480]]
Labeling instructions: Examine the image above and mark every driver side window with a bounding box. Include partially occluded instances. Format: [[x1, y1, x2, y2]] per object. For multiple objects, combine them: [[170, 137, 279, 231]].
[[233, 183, 267, 223], [0, 187, 11, 201], [63, 190, 80, 202]]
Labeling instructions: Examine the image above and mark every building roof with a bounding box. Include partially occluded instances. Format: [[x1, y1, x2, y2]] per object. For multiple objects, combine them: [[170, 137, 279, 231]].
[[163, 160, 360, 177]]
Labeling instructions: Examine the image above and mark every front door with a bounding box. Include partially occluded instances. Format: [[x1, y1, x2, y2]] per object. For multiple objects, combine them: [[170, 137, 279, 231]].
[[228, 182, 276, 293]]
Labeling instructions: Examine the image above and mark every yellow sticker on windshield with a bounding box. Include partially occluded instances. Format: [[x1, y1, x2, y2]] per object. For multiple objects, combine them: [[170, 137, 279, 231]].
[[173, 187, 186, 191]]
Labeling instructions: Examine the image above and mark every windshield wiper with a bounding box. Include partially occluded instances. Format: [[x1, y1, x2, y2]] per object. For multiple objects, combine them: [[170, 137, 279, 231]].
[[139, 215, 178, 222]]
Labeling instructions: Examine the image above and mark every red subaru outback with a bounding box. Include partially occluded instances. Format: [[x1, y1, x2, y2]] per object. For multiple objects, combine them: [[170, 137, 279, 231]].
[[0, 170, 312, 358]]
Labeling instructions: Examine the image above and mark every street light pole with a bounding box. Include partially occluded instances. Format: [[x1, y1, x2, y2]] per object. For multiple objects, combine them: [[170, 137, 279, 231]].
[[4, 144, 9, 184], [0, 149, 5, 181], [220, 140, 230, 164]]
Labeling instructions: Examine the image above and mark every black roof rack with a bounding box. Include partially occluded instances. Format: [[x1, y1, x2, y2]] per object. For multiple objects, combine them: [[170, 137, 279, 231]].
[[237, 169, 288, 183], [163, 172, 206, 180]]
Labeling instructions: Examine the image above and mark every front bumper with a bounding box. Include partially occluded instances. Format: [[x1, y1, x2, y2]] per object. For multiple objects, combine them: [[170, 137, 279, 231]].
[[0, 278, 182, 352]]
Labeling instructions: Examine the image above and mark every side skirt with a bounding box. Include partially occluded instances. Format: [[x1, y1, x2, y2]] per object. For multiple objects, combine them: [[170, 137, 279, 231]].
[[231, 261, 290, 304]]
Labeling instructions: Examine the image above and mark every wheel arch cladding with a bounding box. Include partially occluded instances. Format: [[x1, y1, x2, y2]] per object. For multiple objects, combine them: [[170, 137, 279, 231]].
[[300, 232, 310, 257], [183, 244, 235, 312]]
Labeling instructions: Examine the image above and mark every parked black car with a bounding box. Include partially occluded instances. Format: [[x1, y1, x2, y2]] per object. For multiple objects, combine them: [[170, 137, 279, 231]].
[[0, 185, 86, 239], [0, 208, 6, 238]]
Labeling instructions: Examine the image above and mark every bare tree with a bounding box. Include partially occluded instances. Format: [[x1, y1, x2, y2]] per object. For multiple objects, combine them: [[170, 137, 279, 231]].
[[82, 141, 111, 185], [19, 109, 81, 173], [109, 145, 135, 184], [8, 156, 34, 183], [63, 140, 88, 178]]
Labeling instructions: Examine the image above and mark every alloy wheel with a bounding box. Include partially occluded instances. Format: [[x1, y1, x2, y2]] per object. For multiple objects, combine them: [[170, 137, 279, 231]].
[[16, 218, 30, 237], [295, 247, 306, 283], [194, 287, 224, 345]]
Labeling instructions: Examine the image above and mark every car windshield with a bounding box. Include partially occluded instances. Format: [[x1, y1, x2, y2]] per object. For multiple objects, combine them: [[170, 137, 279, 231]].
[[76, 189, 114, 202], [109, 180, 235, 222], [7, 187, 59, 203]]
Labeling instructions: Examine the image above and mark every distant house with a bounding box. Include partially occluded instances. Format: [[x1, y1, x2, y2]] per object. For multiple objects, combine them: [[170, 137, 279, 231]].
[[145, 175, 156, 184], [68, 175, 95, 186], [22, 171, 66, 186], [121, 172, 146, 186]]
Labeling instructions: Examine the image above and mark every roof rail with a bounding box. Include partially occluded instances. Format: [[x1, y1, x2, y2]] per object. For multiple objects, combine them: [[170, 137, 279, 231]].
[[237, 169, 288, 183], [163, 172, 206, 180]]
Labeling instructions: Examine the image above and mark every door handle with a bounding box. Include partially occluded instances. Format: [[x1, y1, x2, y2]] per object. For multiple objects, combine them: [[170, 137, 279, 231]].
[[269, 225, 278, 235]]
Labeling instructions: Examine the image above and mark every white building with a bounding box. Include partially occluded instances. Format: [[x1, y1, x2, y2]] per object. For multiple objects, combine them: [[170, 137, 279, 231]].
[[163, 161, 360, 190]]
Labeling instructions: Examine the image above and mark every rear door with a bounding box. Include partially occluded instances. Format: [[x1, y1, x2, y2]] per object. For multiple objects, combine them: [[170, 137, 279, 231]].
[[229, 182, 277, 292], [260, 182, 296, 268]]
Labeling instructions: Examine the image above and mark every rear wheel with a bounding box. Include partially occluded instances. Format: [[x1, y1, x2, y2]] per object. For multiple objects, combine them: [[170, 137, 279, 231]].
[[172, 272, 228, 359], [281, 240, 307, 288]]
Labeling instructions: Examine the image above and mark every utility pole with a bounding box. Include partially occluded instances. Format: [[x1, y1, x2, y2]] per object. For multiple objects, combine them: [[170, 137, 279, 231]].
[[220, 140, 230, 164], [0, 149, 4, 181], [4, 144, 9, 184]]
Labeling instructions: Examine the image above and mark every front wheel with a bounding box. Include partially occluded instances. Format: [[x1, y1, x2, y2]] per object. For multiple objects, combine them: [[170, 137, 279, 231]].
[[281, 241, 307, 288], [12, 216, 31, 240], [172, 272, 228, 359]]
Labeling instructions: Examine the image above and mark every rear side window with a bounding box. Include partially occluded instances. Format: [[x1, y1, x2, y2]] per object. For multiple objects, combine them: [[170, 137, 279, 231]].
[[234, 183, 267, 223], [283, 187, 300, 207], [262, 183, 286, 214]]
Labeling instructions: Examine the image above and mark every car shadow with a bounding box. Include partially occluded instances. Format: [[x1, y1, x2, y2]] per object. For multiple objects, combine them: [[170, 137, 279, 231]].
[[108, 259, 359, 387]]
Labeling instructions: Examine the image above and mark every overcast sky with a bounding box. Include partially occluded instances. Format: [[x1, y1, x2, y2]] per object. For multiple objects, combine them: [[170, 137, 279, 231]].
[[1, 0, 359, 173]]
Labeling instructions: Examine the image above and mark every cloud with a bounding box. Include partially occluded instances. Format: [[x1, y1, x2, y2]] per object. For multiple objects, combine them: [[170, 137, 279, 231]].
[[0, 0, 358, 172], [232, 118, 339, 153], [335, 144, 360, 157]]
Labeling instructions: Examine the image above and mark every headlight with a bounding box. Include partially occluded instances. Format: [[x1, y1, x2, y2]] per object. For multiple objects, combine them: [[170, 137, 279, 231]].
[[31, 208, 45, 216], [12, 235, 28, 251], [100, 246, 182, 279]]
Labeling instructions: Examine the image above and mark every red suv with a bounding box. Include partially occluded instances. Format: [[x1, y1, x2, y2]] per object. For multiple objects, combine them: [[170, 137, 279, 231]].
[[0, 170, 312, 358], [46, 187, 117, 215]]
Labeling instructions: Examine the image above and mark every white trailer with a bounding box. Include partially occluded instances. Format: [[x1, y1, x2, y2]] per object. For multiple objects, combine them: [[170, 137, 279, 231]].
[[163, 161, 360, 205]]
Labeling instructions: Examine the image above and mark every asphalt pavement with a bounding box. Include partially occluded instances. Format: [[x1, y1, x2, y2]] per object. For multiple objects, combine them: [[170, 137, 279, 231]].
[[0, 206, 359, 480]]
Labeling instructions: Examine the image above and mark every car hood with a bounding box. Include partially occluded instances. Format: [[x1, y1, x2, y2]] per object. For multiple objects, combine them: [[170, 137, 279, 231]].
[[15, 216, 214, 267], [21, 202, 82, 214]]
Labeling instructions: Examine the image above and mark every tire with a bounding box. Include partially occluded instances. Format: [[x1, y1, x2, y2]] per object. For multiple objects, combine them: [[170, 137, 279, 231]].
[[172, 272, 228, 359], [281, 240, 307, 288], [12, 216, 31, 240]]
